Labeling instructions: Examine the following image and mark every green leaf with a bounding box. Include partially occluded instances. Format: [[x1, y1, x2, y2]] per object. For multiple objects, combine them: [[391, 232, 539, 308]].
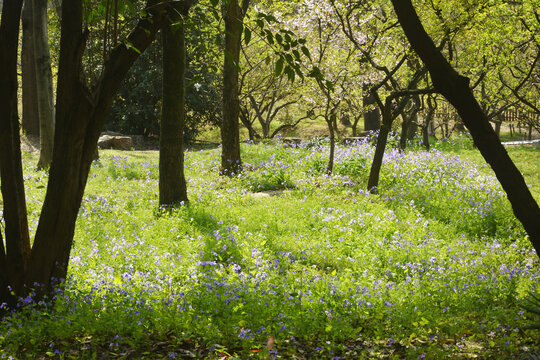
[[275, 57, 284, 76], [275, 33, 283, 44], [309, 66, 323, 81], [301, 46, 311, 61], [210, 0, 219, 6], [244, 27, 252, 45], [285, 53, 293, 63], [266, 32, 274, 45], [293, 49, 301, 61], [325, 80, 334, 92], [285, 65, 295, 82]]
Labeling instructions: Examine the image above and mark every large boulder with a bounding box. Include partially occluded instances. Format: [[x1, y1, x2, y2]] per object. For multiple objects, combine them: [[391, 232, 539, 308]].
[[98, 135, 132, 150]]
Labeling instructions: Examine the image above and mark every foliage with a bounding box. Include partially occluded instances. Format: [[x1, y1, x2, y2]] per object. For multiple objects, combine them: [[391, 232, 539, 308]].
[[105, 9, 223, 139], [1, 142, 539, 359]]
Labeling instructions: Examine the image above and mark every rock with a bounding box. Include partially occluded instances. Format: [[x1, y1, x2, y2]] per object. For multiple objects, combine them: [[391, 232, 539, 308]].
[[98, 135, 132, 150], [100, 131, 124, 136]]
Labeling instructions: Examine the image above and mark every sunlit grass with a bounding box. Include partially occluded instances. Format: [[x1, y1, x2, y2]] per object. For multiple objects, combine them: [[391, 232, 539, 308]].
[[1, 139, 539, 359]]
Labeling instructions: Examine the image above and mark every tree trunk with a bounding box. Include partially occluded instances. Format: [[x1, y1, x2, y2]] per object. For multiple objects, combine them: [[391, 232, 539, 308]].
[[21, 0, 40, 136], [422, 106, 435, 150], [0, 0, 30, 310], [494, 114, 502, 138], [326, 118, 335, 175], [367, 103, 393, 192], [159, 20, 188, 206], [391, 0, 540, 254], [0, 0, 169, 307], [239, 108, 257, 141], [221, 0, 248, 175], [363, 83, 381, 131], [33, 0, 55, 170]]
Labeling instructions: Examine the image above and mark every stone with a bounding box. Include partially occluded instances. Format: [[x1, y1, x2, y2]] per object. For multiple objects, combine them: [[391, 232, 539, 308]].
[[98, 135, 132, 150]]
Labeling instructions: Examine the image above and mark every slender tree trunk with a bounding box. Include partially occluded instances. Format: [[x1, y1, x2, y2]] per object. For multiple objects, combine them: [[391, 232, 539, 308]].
[[422, 106, 435, 150], [367, 103, 392, 192], [262, 121, 270, 139], [326, 118, 335, 175], [0, 0, 29, 310], [391, 0, 540, 254], [221, 0, 249, 175], [33, 0, 55, 170], [352, 115, 361, 137], [159, 19, 188, 206], [21, 0, 40, 136], [363, 83, 380, 131], [239, 109, 256, 141], [399, 115, 410, 151]]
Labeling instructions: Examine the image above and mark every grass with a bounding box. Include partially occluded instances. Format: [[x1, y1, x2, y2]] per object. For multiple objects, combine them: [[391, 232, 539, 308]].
[[1, 137, 540, 359]]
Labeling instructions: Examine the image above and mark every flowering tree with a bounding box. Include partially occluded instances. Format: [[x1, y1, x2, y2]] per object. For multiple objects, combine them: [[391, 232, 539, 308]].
[[390, 0, 540, 254], [286, 0, 367, 174]]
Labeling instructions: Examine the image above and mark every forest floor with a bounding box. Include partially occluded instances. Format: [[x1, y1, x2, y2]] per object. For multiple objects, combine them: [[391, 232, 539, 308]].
[[2, 136, 540, 359]]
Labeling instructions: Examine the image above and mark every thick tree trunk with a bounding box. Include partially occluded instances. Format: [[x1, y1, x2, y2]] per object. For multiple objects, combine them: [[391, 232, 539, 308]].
[[0, 0, 30, 309], [391, 0, 540, 254], [159, 20, 188, 206], [33, 0, 55, 170], [363, 83, 381, 131], [21, 0, 40, 136], [221, 0, 249, 175], [7, 0, 168, 304]]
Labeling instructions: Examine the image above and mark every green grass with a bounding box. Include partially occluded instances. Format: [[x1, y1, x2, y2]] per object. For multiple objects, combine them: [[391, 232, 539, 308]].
[[1, 140, 540, 359]]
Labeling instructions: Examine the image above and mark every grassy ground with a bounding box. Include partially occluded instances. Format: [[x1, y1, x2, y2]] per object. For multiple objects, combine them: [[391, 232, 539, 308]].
[[1, 138, 540, 359]]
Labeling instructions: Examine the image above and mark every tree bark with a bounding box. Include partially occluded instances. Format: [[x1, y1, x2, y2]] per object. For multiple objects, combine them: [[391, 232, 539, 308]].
[[0, 0, 30, 309], [159, 18, 188, 206], [21, 0, 40, 136], [221, 0, 249, 175], [391, 0, 540, 254], [33, 0, 55, 170], [326, 117, 336, 175], [363, 83, 380, 131], [367, 100, 393, 192]]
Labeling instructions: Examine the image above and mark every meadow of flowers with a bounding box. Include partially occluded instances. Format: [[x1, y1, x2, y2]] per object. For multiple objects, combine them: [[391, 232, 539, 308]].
[[1, 138, 539, 359]]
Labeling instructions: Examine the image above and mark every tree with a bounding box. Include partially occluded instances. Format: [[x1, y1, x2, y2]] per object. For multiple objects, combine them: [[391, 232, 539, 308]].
[[0, 0, 27, 308], [291, 0, 364, 174], [159, 1, 196, 206], [221, 0, 250, 175], [21, 0, 40, 137], [33, 0, 55, 170], [106, 2, 222, 139], [0, 0, 172, 308], [390, 0, 540, 254], [239, 44, 298, 139]]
